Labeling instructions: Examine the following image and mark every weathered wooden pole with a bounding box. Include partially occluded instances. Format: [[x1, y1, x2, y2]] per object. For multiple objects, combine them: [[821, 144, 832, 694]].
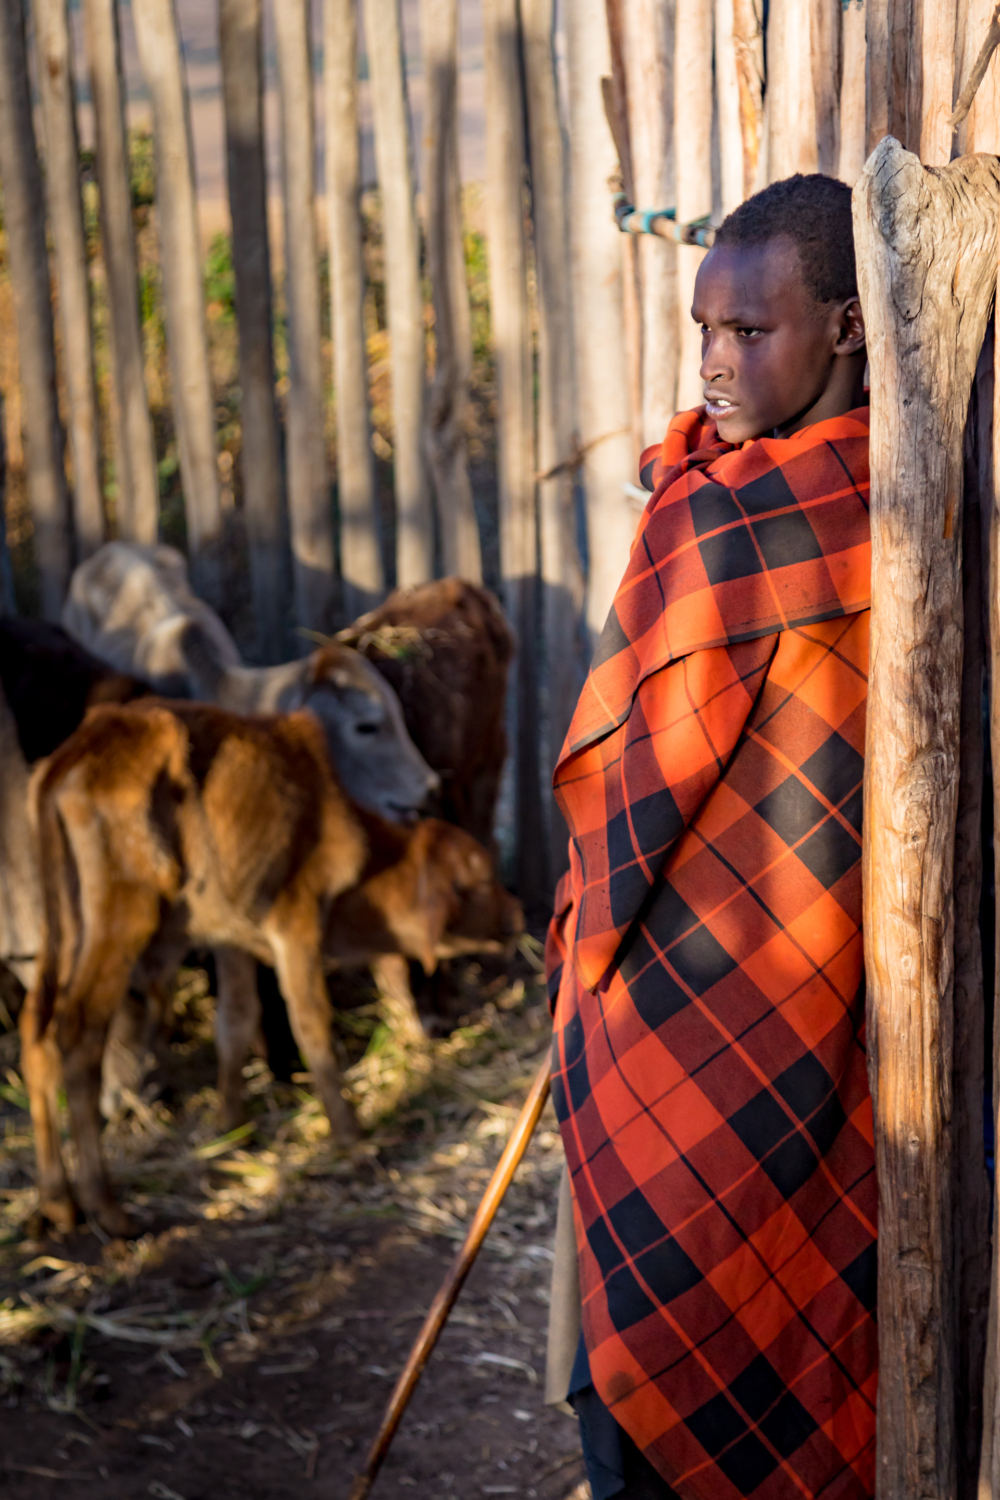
[[82, 0, 159, 545], [324, 0, 384, 619], [564, 0, 635, 642], [673, 0, 712, 406], [274, 0, 334, 634], [603, 0, 643, 467], [0, 0, 72, 617], [132, 0, 223, 605], [732, 0, 764, 197], [219, 0, 287, 659], [838, 0, 867, 185], [522, 0, 584, 861], [854, 136, 1000, 1500], [765, 0, 819, 180], [921, 0, 959, 164], [33, 0, 104, 559], [622, 0, 677, 444], [365, 0, 433, 588], [865, 0, 889, 154], [811, 0, 842, 176], [419, 0, 481, 582], [956, 0, 1000, 156], [715, 0, 744, 217], [483, 0, 544, 901]]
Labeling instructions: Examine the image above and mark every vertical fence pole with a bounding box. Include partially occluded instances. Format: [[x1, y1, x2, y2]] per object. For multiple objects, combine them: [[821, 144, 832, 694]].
[[623, 0, 677, 445], [957, 0, 1000, 155], [522, 0, 584, 869], [0, 0, 72, 616], [673, 0, 712, 405], [715, 0, 744, 217], [324, 0, 383, 619], [483, 0, 544, 902], [33, 0, 104, 559], [920, 0, 958, 164], [866, 0, 890, 154], [765, 0, 819, 179], [132, 0, 223, 605], [365, 0, 433, 589], [839, 0, 868, 185], [855, 136, 1000, 1500], [419, 0, 481, 582], [564, 0, 635, 643], [732, 0, 764, 197], [811, 0, 842, 176], [218, 0, 287, 659], [274, 0, 334, 634], [82, 0, 159, 546]]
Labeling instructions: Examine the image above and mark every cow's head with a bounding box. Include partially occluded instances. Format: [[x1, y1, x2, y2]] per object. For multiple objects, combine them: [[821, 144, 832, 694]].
[[293, 644, 439, 823]]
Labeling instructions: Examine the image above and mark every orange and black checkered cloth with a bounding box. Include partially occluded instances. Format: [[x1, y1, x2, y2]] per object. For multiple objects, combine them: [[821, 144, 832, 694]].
[[547, 406, 876, 1500]]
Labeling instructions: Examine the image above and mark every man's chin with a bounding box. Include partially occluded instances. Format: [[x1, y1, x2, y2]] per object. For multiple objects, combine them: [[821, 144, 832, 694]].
[[712, 410, 765, 444]]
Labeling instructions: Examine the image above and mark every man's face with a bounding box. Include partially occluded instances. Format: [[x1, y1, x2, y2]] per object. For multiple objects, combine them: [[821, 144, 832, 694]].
[[692, 236, 861, 444]]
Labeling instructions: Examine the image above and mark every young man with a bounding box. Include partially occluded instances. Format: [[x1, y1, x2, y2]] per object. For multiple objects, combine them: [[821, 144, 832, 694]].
[[546, 174, 875, 1500]]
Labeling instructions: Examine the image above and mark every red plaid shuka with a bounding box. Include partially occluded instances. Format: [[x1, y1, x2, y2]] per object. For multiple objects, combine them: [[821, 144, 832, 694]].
[[547, 406, 876, 1500]]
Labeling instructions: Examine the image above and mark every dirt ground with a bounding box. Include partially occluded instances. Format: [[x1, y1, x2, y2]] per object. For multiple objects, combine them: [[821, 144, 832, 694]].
[[0, 951, 590, 1500]]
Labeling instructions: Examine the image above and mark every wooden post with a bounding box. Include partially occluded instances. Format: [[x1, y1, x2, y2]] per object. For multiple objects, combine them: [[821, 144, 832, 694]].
[[674, 0, 712, 406], [811, 0, 842, 176], [564, 0, 635, 643], [866, 0, 890, 154], [839, 0, 868, 185], [732, 0, 764, 197], [765, 0, 819, 179], [274, 0, 334, 634], [419, 0, 481, 582], [522, 0, 584, 863], [82, 0, 159, 545], [218, 0, 287, 659], [324, 0, 383, 619], [604, 0, 643, 470], [365, 0, 433, 588], [132, 0, 223, 605], [854, 136, 1000, 1500], [715, 0, 744, 217], [623, 0, 678, 445], [920, 0, 959, 164], [483, 0, 544, 902], [956, 0, 1000, 155], [0, 0, 72, 617], [33, 0, 104, 559]]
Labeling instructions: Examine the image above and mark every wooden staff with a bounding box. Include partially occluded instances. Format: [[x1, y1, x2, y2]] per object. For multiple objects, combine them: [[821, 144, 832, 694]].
[[348, 1056, 552, 1500]]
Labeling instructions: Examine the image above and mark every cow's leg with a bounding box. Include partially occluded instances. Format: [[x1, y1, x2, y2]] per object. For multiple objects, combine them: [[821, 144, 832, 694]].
[[100, 985, 156, 1120], [58, 909, 160, 1237], [268, 928, 359, 1146], [19, 990, 75, 1234], [214, 947, 261, 1132], [370, 954, 427, 1046]]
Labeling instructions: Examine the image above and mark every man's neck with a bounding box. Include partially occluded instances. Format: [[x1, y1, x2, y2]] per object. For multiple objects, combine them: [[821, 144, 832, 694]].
[[773, 355, 868, 439]]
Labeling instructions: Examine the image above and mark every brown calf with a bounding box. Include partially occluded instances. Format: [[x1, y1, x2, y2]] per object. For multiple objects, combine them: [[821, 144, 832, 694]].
[[338, 578, 515, 846], [21, 700, 521, 1236]]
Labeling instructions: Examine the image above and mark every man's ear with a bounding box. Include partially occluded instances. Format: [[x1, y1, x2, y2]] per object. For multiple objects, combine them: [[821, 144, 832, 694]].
[[834, 297, 866, 357]]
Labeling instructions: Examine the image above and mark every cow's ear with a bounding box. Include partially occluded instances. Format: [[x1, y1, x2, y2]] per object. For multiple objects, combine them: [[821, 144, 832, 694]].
[[412, 844, 454, 974]]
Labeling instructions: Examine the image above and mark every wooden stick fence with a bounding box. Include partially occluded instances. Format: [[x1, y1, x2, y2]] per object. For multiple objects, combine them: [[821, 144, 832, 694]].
[[6, 7, 1000, 1479]]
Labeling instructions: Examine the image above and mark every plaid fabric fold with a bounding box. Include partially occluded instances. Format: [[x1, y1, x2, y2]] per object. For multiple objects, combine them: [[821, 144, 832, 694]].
[[548, 406, 876, 1500]]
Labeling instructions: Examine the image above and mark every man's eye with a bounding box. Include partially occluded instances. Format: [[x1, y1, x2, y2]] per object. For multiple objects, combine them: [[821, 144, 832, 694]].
[[700, 324, 710, 335], [736, 327, 762, 339]]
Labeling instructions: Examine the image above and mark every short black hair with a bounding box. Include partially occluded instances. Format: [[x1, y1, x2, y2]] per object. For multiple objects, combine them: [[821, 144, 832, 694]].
[[713, 173, 857, 305]]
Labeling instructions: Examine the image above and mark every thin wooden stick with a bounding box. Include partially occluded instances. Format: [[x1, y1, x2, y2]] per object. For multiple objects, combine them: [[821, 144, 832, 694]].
[[948, 2, 1000, 129], [347, 1056, 552, 1500]]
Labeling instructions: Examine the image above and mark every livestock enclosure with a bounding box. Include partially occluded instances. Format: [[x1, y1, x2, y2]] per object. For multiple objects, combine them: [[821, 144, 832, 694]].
[[4, 0, 1000, 1497]]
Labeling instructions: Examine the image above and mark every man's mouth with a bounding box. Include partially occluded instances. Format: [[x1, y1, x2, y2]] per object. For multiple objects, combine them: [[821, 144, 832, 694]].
[[704, 392, 738, 418]]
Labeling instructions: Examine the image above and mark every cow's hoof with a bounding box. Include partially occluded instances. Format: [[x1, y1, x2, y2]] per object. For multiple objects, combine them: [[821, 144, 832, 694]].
[[92, 1201, 137, 1240]]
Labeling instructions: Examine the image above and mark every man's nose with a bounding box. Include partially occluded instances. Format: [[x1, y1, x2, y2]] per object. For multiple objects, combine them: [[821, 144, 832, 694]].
[[699, 331, 732, 385]]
